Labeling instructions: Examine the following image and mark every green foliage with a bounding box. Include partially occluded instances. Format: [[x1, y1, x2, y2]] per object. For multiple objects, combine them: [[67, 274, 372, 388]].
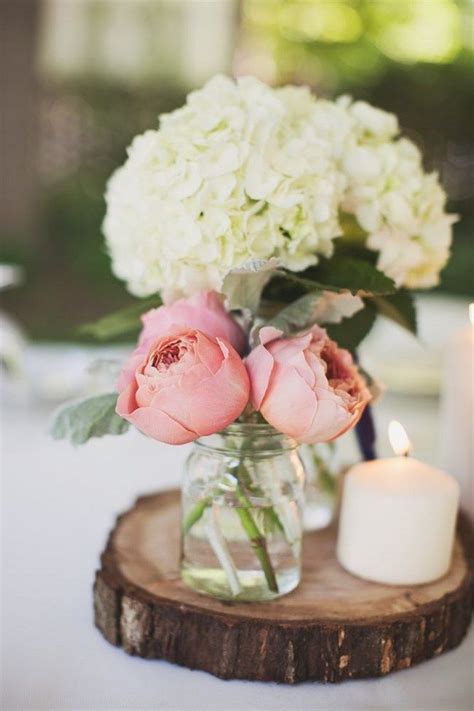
[[311, 257, 397, 296], [322, 290, 416, 352], [51, 393, 129, 445], [276, 256, 396, 297], [79, 295, 162, 341], [265, 283, 416, 352], [326, 301, 377, 352], [264, 258, 414, 350], [267, 291, 324, 334]]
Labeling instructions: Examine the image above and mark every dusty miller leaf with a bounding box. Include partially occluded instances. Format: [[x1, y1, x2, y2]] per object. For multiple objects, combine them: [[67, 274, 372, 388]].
[[267, 291, 364, 335], [267, 291, 323, 333], [51, 393, 129, 445], [223, 258, 281, 312]]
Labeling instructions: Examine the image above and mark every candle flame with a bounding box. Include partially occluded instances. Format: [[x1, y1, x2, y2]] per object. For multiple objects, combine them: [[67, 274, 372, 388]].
[[470, 303, 474, 326], [388, 420, 411, 456]]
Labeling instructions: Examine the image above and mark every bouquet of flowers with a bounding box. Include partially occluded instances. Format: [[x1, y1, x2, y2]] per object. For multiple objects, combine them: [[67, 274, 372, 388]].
[[53, 76, 455, 600], [55, 73, 455, 444]]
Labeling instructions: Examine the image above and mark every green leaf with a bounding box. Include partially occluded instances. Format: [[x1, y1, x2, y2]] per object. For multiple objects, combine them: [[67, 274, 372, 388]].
[[261, 273, 306, 305], [78, 295, 162, 341], [372, 291, 417, 335], [275, 270, 336, 294], [51, 393, 129, 445], [310, 257, 397, 296], [277, 257, 396, 298], [326, 301, 377, 352]]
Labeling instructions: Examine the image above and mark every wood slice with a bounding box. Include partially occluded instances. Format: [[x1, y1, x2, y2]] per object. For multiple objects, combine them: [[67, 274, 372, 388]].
[[94, 490, 473, 683]]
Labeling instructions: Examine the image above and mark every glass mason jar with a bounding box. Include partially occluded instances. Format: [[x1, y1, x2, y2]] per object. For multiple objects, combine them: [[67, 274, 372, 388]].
[[181, 424, 305, 602]]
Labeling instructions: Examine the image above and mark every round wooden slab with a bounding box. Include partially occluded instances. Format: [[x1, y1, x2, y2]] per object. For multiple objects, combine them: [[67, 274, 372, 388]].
[[94, 490, 473, 683]]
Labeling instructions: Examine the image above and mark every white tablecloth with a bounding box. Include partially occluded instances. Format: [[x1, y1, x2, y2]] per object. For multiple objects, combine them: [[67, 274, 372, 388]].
[[2, 358, 473, 710]]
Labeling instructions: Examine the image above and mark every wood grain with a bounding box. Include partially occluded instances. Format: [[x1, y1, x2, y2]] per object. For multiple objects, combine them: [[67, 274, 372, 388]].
[[94, 490, 473, 683]]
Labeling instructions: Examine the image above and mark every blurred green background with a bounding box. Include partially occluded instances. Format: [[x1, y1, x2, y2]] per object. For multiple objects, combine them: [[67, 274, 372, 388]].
[[1, 0, 473, 341]]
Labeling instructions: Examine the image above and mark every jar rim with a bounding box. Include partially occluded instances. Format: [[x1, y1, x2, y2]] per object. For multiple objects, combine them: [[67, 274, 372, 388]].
[[221, 422, 280, 435], [196, 422, 299, 453]]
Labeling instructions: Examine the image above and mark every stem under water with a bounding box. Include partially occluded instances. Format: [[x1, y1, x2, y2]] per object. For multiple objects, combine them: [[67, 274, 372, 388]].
[[236, 461, 284, 534], [182, 453, 281, 595], [234, 477, 279, 594], [182, 497, 210, 535]]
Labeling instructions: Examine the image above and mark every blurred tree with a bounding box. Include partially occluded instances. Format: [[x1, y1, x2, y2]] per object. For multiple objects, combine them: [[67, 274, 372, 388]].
[[239, 0, 473, 297], [0, 0, 40, 248]]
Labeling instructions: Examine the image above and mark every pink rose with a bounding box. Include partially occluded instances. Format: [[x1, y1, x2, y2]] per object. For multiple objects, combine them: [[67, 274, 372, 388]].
[[246, 326, 371, 444], [141, 291, 245, 353], [116, 328, 250, 444], [117, 291, 246, 391]]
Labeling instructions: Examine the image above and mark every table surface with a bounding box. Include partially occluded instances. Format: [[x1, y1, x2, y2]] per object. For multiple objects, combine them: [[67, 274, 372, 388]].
[[1, 344, 473, 711]]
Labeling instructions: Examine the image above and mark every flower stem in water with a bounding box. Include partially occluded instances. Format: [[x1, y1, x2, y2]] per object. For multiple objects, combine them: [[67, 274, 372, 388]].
[[234, 483, 279, 594], [182, 497, 210, 534], [182, 463, 280, 595]]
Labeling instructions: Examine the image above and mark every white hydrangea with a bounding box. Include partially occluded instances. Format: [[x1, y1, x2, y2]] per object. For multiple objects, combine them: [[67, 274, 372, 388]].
[[343, 134, 456, 288], [320, 99, 455, 289], [104, 76, 455, 299], [103, 75, 343, 301]]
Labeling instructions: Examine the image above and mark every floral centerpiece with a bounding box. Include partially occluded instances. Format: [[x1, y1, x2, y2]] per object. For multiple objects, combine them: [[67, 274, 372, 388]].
[[53, 76, 455, 601]]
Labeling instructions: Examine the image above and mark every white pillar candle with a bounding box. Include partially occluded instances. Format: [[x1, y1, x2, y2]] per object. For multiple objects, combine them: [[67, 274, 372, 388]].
[[439, 303, 474, 520], [337, 422, 460, 585]]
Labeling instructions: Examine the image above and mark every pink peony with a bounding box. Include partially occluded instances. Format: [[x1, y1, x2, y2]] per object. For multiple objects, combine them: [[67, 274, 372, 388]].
[[116, 328, 250, 444], [246, 326, 371, 444], [140, 291, 245, 353], [117, 291, 246, 392]]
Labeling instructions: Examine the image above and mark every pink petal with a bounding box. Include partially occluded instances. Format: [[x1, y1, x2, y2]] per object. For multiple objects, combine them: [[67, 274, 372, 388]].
[[261, 363, 316, 439], [301, 394, 350, 444], [245, 344, 275, 410], [127, 406, 198, 444], [155, 342, 249, 436], [116, 381, 138, 416], [177, 361, 214, 390], [189, 346, 249, 435], [309, 324, 328, 342], [194, 331, 225, 374], [269, 332, 313, 362], [291, 351, 316, 389], [116, 350, 147, 391], [139, 292, 246, 354], [258, 326, 283, 345]]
